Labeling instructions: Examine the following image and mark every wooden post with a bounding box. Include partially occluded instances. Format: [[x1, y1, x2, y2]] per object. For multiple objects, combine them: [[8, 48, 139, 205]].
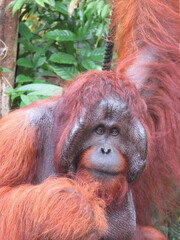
[[0, 0, 19, 117]]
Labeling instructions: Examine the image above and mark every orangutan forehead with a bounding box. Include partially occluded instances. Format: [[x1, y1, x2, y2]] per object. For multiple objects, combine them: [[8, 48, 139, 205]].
[[91, 98, 131, 121]]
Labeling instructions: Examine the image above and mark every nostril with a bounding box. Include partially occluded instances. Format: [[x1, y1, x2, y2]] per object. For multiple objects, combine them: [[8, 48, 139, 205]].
[[107, 148, 111, 154], [101, 147, 111, 154]]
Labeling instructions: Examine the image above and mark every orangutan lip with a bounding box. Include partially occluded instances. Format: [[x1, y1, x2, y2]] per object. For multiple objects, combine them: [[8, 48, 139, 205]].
[[86, 167, 120, 177]]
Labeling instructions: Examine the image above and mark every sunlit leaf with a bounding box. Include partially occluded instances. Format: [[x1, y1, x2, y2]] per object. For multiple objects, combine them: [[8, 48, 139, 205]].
[[12, 0, 25, 14], [45, 30, 76, 42], [49, 52, 77, 65], [90, 47, 105, 61], [51, 65, 78, 80], [34, 0, 45, 7], [21, 94, 32, 106], [6, 1, 15, 10], [17, 83, 62, 96], [16, 75, 34, 83], [5, 87, 16, 96], [0, 67, 12, 73], [81, 59, 96, 70], [55, 2, 68, 15], [101, 4, 110, 19], [44, 0, 55, 7], [33, 54, 46, 68]]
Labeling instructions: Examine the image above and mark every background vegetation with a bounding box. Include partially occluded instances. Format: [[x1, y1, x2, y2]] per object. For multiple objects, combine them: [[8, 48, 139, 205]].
[[3, 0, 180, 239], [6, 0, 110, 108]]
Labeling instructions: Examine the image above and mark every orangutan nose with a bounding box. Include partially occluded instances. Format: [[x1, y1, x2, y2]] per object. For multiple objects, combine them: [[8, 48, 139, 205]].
[[101, 147, 111, 154]]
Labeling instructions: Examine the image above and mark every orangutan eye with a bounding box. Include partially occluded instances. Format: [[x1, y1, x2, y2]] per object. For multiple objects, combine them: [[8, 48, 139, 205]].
[[95, 126, 105, 135], [110, 127, 119, 136]]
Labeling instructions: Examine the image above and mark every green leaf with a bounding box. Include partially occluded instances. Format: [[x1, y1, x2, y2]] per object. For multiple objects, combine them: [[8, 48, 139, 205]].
[[44, 0, 55, 7], [49, 52, 77, 65], [33, 79, 46, 83], [86, 2, 97, 11], [35, 0, 45, 7], [17, 83, 62, 96], [45, 30, 76, 42], [81, 59, 96, 70], [11, 92, 20, 102], [33, 54, 46, 68], [19, 22, 32, 40], [20, 102, 26, 108], [27, 94, 41, 102], [51, 65, 72, 80], [95, 65, 102, 71], [51, 65, 78, 80], [78, 48, 91, 58], [79, 19, 92, 40], [63, 41, 75, 55], [66, 66, 79, 75], [17, 58, 33, 68], [16, 75, 34, 83], [90, 47, 105, 61], [5, 87, 16, 96], [39, 70, 55, 76], [21, 94, 32, 106], [96, 1, 104, 15], [6, 1, 15, 10], [96, 23, 104, 37], [32, 49, 46, 57], [18, 38, 34, 52], [12, 0, 25, 14], [101, 4, 110, 19], [55, 2, 68, 15], [0, 67, 12, 73], [28, 88, 62, 96]]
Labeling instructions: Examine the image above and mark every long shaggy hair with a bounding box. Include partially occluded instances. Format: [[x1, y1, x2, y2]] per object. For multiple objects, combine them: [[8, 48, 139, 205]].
[[112, 0, 180, 224]]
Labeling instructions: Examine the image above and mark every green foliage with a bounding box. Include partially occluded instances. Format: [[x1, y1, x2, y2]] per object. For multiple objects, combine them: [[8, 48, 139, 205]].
[[6, 0, 55, 14], [6, 81, 62, 108], [8, 0, 110, 107], [0, 67, 13, 73]]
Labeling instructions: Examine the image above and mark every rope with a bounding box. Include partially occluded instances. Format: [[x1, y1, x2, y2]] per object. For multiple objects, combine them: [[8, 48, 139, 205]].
[[102, 9, 116, 71]]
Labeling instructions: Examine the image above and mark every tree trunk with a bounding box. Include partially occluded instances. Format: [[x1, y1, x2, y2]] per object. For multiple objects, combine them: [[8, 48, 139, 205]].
[[0, 0, 19, 117]]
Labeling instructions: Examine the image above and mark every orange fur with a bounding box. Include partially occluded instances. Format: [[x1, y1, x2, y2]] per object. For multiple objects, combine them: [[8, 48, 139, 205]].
[[0, 0, 179, 239], [0, 105, 107, 239], [0, 110, 37, 186], [112, 0, 180, 226], [112, 0, 180, 64], [135, 226, 167, 240], [0, 177, 107, 239], [77, 148, 128, 206]]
